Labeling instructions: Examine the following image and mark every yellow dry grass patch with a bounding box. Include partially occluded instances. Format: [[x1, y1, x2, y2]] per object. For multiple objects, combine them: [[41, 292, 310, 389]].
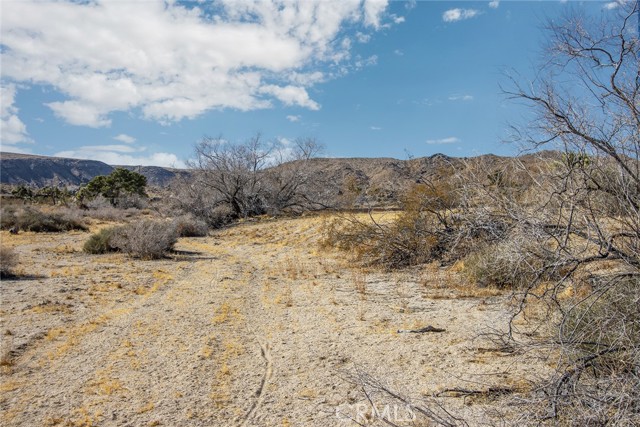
[[211, 301, 243, 325], [27, 302, 72, 315], [87, 368, 124, 396], [134, 269, 173, 296], [46, 307, 133, 361]]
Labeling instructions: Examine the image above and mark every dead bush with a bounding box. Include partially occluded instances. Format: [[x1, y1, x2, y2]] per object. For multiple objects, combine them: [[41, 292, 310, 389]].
[[111, 220, 177, 260], [83, 227, 120, 254], [0, 206, 87, 232], [322, 210, 448, 269], [81, 196, 143, 221], [526, 275, 640, 426], [463, 236, 542, 288], [0, 246, 18, 278], [172, 215, 209, 237]]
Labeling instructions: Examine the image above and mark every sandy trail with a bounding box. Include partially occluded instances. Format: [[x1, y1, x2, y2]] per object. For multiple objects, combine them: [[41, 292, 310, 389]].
[[1, 216, 546, 426]]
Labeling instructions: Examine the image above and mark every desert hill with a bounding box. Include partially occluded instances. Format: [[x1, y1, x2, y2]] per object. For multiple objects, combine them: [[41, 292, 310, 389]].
[[1, 151, 553, 198], [0, 152, 188, 188]]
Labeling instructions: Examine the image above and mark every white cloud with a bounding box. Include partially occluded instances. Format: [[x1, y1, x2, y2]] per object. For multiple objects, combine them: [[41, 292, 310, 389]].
[[448, 94, 474, 101], [354, 55, 378, 69], [394, 49, 404, 56], [603, 1, 620, 9], [1, 0, 393, 127], [113, 134, 136, 144], [47, 100, 111, 127], [426, 137, 460, 144], [355, 32, 371, 43], [392, 15, 405, 24], [489, 0, 500, 9], [55, 145, 183, 168], [76, 144, 144, 153], [286, 115, 301, 122], [364, 0, 389, 29], [442, 8, 480, 23], [260, 85, 320, 110], [1, 84, 32, 150], [370, 126, 382, 131]]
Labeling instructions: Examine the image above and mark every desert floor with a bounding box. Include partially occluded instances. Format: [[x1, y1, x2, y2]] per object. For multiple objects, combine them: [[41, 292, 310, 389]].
[[1, 214, 547, 426]]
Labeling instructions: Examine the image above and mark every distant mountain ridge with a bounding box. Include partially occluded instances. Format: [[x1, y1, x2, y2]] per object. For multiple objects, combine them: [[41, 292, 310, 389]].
[[1, 151, 556, 199], [0, 152, 189, 187]]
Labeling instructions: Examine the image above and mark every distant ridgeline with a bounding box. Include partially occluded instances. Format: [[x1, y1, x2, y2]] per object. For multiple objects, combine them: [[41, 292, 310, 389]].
[[0, 152, 189, 188]]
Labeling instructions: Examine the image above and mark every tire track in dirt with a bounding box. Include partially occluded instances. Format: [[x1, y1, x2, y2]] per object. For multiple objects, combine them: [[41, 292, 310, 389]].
[[241, 339, 273, 427]]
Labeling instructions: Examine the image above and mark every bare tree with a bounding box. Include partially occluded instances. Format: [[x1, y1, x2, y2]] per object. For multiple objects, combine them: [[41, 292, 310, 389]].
[[176, 133, 327, 224], [263, 136, 329, 214], [188, 133, 273, 218], [503, 3, 640, 424]]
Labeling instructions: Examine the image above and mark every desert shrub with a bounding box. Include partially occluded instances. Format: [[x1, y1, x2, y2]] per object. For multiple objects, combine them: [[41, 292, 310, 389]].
[[209, 205, 235, 228], [322, 211, 447, 269], [112, 194, 148, 209], [548, 275, 640, 425], [172, 215, 209, 237], [0, 206, 87, 232], [321, 182, 464, 269], [463, 240, 536, 288], [111, 220, 177, 259], [83, 227, 120, 254], [81, 196, 145, 221], [0, 246, 18, 278], [0, 206, 18, 230]]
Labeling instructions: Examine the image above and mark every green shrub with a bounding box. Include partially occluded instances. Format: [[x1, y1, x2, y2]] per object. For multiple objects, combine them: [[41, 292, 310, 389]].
[[83, 227, 120, 254]]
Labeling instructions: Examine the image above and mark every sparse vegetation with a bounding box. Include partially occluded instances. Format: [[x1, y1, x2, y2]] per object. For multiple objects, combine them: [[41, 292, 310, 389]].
[[83, 227, 120, 254], [172, 214, 209, 237], [110, 220, 177, 260], [174, 134, 327, 225], [0, 206, 87, 232], [0, 246, 18, 278]]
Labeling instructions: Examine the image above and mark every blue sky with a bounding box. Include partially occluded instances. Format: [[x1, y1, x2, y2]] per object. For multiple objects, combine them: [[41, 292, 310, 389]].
[[0, 1, 623, 167]]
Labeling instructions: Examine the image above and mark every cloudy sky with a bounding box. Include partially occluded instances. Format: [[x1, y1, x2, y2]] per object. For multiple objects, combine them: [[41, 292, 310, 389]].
[[0, 0, 621, 167]]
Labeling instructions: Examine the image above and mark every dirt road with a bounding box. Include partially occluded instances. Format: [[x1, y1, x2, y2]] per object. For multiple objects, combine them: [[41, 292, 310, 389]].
[[1, 216, 544, 426]]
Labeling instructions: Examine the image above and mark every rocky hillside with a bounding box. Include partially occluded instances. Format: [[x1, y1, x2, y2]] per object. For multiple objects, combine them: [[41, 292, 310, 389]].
[[1, 151, 555, 204], [0, 152, 113, 187], [0, 152, 189, 187]]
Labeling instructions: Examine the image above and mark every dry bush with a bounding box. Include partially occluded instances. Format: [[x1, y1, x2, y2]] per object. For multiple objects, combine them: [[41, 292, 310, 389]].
[[0, 206, 87, 232], [321, 177, 516, 270], [500, 4, 640, 423], [111, 220, 177, 260], [172, 215, 209, 237], [174, 134, 326, 225], [322, 181, 464, 269], [81, 197, 142, 221], [83, 227, 120, 254], [168, 178, 235, 229], [0, 206, 18, 230], [462, 227, 563, 289], [0, 246, 18, 278]]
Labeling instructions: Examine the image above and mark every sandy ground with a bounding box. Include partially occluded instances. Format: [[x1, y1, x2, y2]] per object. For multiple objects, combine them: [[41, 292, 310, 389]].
[[1, 215, 547, 426]]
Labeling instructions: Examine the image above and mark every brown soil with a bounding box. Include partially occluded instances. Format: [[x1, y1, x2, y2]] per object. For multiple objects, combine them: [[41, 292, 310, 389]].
[[0, 215, 546, 426]]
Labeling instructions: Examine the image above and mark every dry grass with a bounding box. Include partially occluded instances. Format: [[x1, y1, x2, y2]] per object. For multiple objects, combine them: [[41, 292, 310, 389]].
[[0, 246, 18, 278], [0, 212, 553, 426]]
